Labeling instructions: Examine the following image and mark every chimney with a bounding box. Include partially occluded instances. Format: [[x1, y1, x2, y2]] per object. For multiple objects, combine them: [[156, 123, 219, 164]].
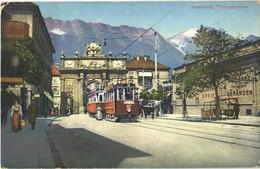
[[144, 55, 147, 61], [137, 55, 139, 61]]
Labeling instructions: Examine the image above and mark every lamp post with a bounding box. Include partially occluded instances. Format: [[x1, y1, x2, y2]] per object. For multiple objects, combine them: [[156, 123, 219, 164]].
[[182, 65, 187, 117], [251, 67, 259, 116], [20, 80, 27, 118], [173, 74, 178, 114], [12, 55, 28, 118], [154, 31, 158, 91]]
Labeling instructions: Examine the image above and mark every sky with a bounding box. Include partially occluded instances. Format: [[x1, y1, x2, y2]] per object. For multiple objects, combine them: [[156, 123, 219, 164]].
[[35, 1, 260, 39]]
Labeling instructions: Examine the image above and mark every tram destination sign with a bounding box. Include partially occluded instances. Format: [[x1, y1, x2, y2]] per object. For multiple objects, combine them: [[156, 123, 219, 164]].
[[124, 100, 135, 105]]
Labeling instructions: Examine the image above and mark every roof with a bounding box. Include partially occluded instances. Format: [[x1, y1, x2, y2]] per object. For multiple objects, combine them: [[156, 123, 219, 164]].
[[5, 2, 38, 8], [126, 56, 170, 70], [4, 2, 55, 53], [52, 65, 61, 76]]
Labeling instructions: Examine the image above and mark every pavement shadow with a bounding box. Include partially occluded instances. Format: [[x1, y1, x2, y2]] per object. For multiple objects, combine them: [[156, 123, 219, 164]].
[[47, 124, 151, 168]]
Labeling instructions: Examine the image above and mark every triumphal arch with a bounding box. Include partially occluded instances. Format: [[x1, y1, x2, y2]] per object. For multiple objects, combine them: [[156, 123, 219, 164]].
[[59, 42, 128, 114]]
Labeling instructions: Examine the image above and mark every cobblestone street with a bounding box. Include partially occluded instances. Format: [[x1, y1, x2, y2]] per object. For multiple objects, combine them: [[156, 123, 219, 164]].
[[47, 114, 260, 168], [1, 113, 260, 168]]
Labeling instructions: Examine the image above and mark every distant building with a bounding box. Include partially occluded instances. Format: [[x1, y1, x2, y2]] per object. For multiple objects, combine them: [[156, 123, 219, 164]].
[[173, 40, 260, 116], [2, 2, 55, 116], [125, 55, 171, 94], [52, 64, 61, 113]]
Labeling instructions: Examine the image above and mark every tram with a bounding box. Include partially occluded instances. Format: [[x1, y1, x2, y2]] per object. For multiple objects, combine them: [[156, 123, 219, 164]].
[[87, 89, 106, 118], [87, 83, 140, 122]]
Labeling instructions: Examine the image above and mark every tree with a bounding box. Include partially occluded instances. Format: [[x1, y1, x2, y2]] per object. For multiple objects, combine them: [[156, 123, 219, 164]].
[[184, 25, 247, 119], [1, 39, 45, 86], [175, 66, 203, 116], [1, 10, 44, 87], [140, 85, 166, 101]]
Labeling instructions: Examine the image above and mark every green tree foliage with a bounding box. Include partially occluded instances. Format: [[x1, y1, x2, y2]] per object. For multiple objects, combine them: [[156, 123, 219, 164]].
[[140, 86, 166, 101], [183, 25, 247, 118], [175, 66, 204, 100], [1, 39, 45, 85]]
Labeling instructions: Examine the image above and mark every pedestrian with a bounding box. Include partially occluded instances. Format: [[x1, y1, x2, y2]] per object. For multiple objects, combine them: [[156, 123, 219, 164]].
[[229, 99, 240, 119], [10, 100, 23, 132], [126, 105, 132, 120], [28, 101, 37, 129], [56, 106, 60, 115], [155, 104, 159, 117], [1, 105, 9, 126], [96, 106, 103, 120], [49, 106, 53, 117]]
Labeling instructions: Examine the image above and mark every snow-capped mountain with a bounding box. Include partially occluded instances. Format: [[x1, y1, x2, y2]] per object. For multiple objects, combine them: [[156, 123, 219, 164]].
[[167, 27, 259, 55], [44, 17, 186, 68], [167, 28, 198, 55], [245, 35, 260, 42]]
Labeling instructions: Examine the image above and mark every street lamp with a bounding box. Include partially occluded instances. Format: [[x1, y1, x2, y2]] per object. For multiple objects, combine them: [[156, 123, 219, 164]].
[[11, 55, 28, 118], [12, 55, 19, 67]]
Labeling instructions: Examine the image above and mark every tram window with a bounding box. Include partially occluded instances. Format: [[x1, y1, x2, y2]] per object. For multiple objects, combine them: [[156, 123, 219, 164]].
[[119, 91, 122, 101], [104, 94, 107, 102], [126, 92, 132, 100], [99, 95, 103, 102]]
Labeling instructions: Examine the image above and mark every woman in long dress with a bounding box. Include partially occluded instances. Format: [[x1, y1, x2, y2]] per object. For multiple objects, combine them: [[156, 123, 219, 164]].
[[10, 100, 23, 132]]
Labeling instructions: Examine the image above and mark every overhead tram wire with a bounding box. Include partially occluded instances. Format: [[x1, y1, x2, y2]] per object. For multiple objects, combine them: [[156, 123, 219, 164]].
[[50, 33, 154, 41], [116, 8, 176, 60], [50, 5, 179, 61], [109, 7, 177, 71], [112, 6, 186, 70]]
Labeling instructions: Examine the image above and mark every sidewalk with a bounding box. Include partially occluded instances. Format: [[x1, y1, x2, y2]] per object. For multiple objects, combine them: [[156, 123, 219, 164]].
[[1, 115, 55, 168], [157, 114, 260, 127]]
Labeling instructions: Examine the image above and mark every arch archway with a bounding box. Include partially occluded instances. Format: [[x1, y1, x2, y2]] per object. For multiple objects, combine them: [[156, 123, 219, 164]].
[[66, 95, 74, 115]]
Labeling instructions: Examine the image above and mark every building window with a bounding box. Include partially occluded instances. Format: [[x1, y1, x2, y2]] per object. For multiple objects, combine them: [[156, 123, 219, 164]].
[[128, 71, 134, 78], [163, 82, 173, 93], [138, 71, 153, 89]]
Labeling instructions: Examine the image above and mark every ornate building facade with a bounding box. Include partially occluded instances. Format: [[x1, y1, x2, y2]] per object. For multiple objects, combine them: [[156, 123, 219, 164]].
[[173, 40, 260, 116], [2, 2, 55, 116], [125, 55, 170, 93]]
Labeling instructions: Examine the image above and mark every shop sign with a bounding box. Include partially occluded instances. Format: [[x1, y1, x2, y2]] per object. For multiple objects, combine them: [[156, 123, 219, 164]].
[[3, 21, 29, 40]]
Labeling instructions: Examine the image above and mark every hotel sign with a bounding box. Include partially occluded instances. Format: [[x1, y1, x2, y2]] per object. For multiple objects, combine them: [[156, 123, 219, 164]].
[[3, 21, 29, 40]]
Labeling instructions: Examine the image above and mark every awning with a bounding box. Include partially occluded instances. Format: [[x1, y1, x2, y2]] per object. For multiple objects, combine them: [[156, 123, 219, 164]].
[[43, 91, 55, 103], [1, 77, 23, 83]]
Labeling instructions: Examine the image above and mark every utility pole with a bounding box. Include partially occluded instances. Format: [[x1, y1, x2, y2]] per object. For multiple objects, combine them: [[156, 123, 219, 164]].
[[154, 31, 158, 91], [142, 69, 145, 87]]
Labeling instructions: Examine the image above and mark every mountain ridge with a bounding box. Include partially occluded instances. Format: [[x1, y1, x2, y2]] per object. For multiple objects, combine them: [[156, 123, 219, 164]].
[[167, 27, 260, 55], [44, 17, 186, 68]]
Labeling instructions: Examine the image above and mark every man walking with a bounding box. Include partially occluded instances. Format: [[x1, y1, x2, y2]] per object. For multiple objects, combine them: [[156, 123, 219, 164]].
[[1, 105, 9, 126], [229, 99, 240, 119], [28, 101, 37, 129]]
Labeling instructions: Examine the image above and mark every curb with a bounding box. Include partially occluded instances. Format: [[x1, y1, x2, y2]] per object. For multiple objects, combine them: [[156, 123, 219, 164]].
[[157, 117, 260, 127]]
